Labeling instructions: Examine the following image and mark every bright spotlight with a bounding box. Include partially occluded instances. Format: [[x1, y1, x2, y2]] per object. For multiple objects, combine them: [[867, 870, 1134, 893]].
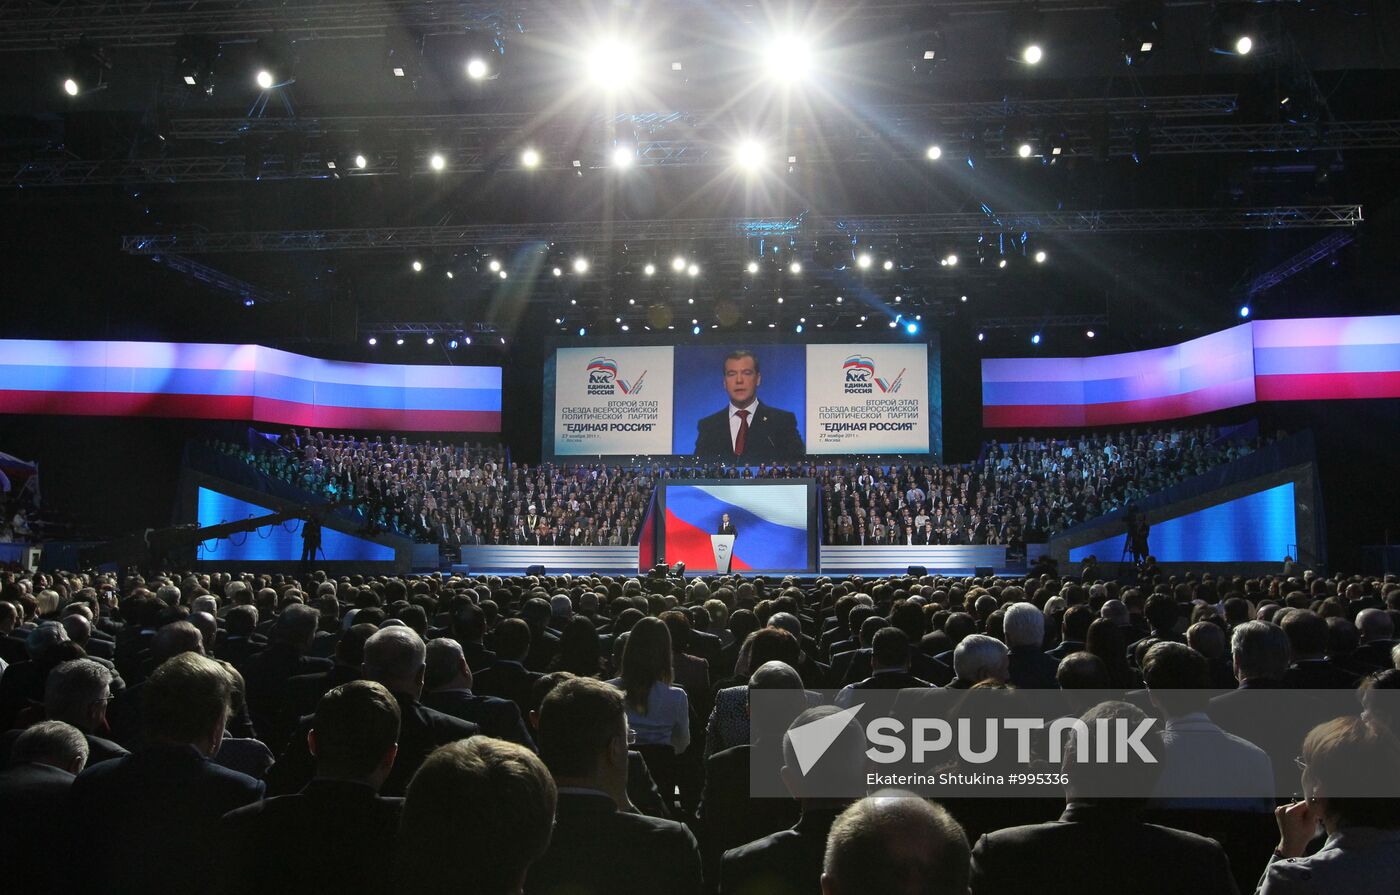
[[586, 39, 638, 90], [1235, 35, 1253, 55], [395, 337, 405, 346], [572, 257, 590, 274], [765, 33, 812, 82], [857, 253, 873, 269], [1017, 143, 1033, 158], [671, 256, 687, 272], [795, 324, 804, 334], [1022, 43, 1043, 65], [692, 325, 701, 335], [1239, 305, 1251, 318], [1086, 329, 1096, 338], [578, 327, 587, 337], [960, 295, 968, 302], [998, 258, 1008, 269], [789, 261, 802, 274], [883, 259, 894, 271], [448, 339, 459, 349], [63, 78, 80, 96], [926, 145, 942, 161], [429, 153, 446, 171], [353, 154, 368, 169], [426, 336, 435, 345], [255, 69, 275, 89], [734, 139, 766, 170], [367, 337, 377, 346], [906, 322, 919, 335], [520, 147, 541, 168], [747, 261, 760, 274], [1031, 333, 1042, 345], [488, 259, 501, 272], [411, 259, 423, 272], [945, 254, 958, 266], [445, 271, 454, 280], [465, 57, 489, 80], [687, 264, 700, 277], [498, 270, 508, 280], [610, 145, 634, 168], [643, 263, 656, 276], [1034, 250, 1048, 264], [977, 332, 985, 342], [552, 267, 562, 277]]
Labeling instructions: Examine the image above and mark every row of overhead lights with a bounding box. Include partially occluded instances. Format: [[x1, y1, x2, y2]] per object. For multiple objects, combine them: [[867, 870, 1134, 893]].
[[58, 4, 1263, 99], [366, 335, 506, 347], [405, 250, 1049, 277]]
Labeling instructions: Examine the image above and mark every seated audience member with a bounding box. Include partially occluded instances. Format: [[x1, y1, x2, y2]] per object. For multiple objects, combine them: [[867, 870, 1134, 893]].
[[836, 627, 931, 707], [952, 634, 1010, 688], [608, 616, 690, 753], [105, 619, 206, 746], [1142, 642, 1274, 812], [822, 793, 970, 895], [1056, 651, 1111, 714], [721, 704, 865, 895], [219, 681, 404, 895], [0, 721, 90, 895], [397, 737, 557, 895], [422, 637, 534, 747], [1279, 610, 1360, 689], [706, 627, 801, 756], [242, 603, 334, 749], [474, 617, 543, 711], [1128, 594, 1185, 662], [268, 626, 479, 797], [1187, 621, 1241, 690], [281, 622, 376, 730], [1261, 715, 1400, 894], [528, 677, 702, 895], [970, 701, 1237, 895], [1352, 608, 1396, 670], [70, 653, 265, 895], [1004, 603, 1060, 689], [1046, 606, 1093, 662], [0, 657, 127, 768]]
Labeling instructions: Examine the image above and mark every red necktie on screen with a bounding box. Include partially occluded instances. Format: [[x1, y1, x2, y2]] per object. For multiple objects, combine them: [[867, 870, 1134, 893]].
[[733, 409, 750, 457]]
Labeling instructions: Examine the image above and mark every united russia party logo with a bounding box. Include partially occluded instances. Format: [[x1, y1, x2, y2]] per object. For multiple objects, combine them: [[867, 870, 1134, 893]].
[[842, 355, 904, 395], [586, 356, 647, 396]]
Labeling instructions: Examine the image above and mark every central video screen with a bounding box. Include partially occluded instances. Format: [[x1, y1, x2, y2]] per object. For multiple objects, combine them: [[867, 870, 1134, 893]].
[[548, 341, 939, 459], [658, 481, 818, 574]]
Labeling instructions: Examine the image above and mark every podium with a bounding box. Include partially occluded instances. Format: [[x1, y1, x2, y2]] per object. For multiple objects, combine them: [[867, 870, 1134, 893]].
[[710, 534, 736, 573]]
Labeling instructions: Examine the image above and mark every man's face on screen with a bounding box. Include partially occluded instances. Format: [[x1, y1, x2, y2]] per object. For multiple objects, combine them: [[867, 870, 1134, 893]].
[[724, 356, 760, 405]]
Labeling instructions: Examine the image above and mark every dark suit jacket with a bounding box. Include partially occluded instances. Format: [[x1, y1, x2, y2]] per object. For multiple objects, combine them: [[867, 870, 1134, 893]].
[[473, 659, 542, 713], [423, 688, 535, 748], [280, 663, 363, 737], [460, 640, 497, 673], [719, 808, 842, 895], [1282, 658, 1360, 690], [267, 692, 479, 798], [241, 643, 334, 750], [525, 791, 702, 895], [970, 803, 1239, 895], [700, 745, 801, 883], [1208, 679, 1336, 794], [0, 762, 78, 895], [718, 522, 737, 535], [1351, 639, 1396, 670], [694, 404, 804, 462], [218, 779, 403, 895], [1008, 646, 1062, 690], [1045, 640, 1086, 662], [70, 744, 265, 895]]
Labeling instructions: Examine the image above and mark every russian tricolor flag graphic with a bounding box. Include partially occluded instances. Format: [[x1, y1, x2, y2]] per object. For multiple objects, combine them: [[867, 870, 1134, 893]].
[[663, 484, 810, 572]]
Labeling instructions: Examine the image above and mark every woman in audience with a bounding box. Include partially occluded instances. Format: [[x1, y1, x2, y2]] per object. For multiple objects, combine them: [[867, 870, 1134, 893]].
[[607, 617, 690, 754], [1261, 715, 1400, 894]]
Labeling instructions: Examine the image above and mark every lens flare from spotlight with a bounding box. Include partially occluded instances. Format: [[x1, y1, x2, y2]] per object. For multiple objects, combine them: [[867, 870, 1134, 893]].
[[671, 256, 686, 272], [906, 322, 919, 335], [411, 260, 423, 272], [573, 257, 590, 274], [1086, 330, 1096, 338], [926, 145, 942, 160], [1235, 36, 1253, 55], [857, 253, 872, 269], [1239, 305, 1251, 318], [488, 259, 501, 272], [642, 263, 656, 276], [1022, 44, 1043, 65], [1017, 143, 1033, 158], [945, 254, 958, 266], [611, 145, 634, 168], [429, 153, 446, 171], [883, 259, 894, 271], [255, 69, 275, 89], [368, 337, 377, 346], [747, 261, 759, 274], [520, 147, 541, 168], [63, 78, 80, 96], [587, 39, 638, 90], [353, 154, 368, 169], [1031, 333, 1042, 345], [1034, 250, 1048, 264], [789, 261, 802, 274], [687, 264, 699, 277], [734, 139, 766, 170], [465, 57, 488, 80], [765, 34, 812, 82]]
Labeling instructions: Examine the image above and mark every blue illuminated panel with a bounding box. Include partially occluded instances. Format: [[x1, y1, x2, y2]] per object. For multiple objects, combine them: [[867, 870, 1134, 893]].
[[1069, 482, 1297, 563], [195, 487, 393, 562]]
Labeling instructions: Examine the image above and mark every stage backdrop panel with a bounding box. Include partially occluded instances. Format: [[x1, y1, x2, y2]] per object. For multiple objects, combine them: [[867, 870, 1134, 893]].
[[0, 340, 502, 432], [671, 344, 807, 455], [805, 343, 929, 454], [553, 346, 675, 455], [195, 487, 395, 562], [1252, 315, 1400, 401], [659, 481, 817, 573]]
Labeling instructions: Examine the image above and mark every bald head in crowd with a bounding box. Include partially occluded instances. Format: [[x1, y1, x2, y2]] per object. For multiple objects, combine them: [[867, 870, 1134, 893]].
[[362, 626, 427, 698], [822, 793, 970, 895]]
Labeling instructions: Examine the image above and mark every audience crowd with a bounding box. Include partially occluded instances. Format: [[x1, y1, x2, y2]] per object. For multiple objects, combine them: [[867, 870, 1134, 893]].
[[2, 560, 1398, 895], [212, 423, 1263, 549]]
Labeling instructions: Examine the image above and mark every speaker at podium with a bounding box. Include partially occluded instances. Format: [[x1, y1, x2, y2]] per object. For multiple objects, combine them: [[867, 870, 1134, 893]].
[[710, 534, 736, 573]]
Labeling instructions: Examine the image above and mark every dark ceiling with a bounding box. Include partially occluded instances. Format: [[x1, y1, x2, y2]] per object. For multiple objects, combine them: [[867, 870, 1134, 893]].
[[3, 0, 1399, 360]]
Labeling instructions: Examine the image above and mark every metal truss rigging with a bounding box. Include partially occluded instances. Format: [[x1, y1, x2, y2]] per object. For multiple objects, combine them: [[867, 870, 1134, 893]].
[[1243, 231, 1355, 298], [121, 206, 1363, 255], [150, 254, 289, 304]]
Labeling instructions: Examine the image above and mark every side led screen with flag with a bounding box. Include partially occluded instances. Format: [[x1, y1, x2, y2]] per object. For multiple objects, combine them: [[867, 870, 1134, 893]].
[[982, 315, 1400, 428], [1068, 482, 1297, 564], [659, 482, 817, 573], [195, 487, 394, 563], [0, 339, 502, 432]]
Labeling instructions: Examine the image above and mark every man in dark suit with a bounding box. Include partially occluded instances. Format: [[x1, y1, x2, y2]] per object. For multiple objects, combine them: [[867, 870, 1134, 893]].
[[693, 349, 804, 461], [0, 657, 127, 769], [266, 626, 479, 798], [1005, 603, 1060, 690], [1279, 609, 1360, 689], [528, 677, 702, 895], [1045, 606, 1093, 663], [717, 513, 737, 536], [1352, 608, 1396, 670], [836, 628, 932, 707], [0, 721, 89, 895], [475, 618, 543, 712], [720, 705, 862, 895], [824, 796, 971, 895], [219, 681, 404, 895], [450, 600, 497, 672], [70, 653, 265, 895], [279, 622, 375, 735], [423, 637, 535, 748], [241, 603, 333, 751], [969, 701, 1236, 895]]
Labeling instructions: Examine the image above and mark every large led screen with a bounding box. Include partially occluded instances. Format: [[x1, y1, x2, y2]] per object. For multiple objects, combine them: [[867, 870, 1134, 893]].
[[550, 341, 939, 459], [195, 488, 394, 562], [1068, 482, 1297, 564], [658, 482, 817, 573], [982, 315, 1400, 428], [0, 339, 502, 432]]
